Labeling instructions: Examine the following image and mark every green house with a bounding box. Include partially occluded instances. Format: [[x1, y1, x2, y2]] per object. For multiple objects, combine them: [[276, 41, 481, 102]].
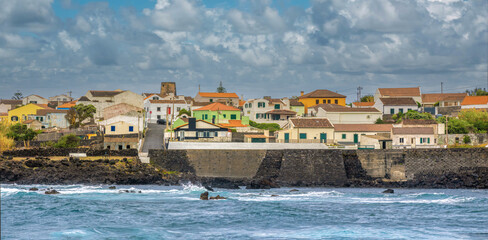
[[193, 102, 244, 124]]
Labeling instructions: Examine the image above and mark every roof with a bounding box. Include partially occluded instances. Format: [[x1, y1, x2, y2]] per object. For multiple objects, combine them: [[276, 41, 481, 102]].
[[352, 102, 375, 107], [461, 96, 488, 105], [0, 99, 22, 105], [185, 96, 193, 102], [56, 101, 77, 109], [33, 104, 52, 109], [265, 109, 297, 115], [89, 90, 123, 97], [149, 100, 188, 104], [0, 113, 8, 116], [239, 100, 246, 107], [380, 98, 417, 106], [422, 93, 467, 103], [193, 102, 240, 111], [392, 127, 434, 135], [267, 98, 285, 105], [362, 135, 391, 141], [310, 104, 380, 113], [402, 119, 437, 125], [290, 118, 333, 128], [78, 96, 91, 101], [25, 94, 47, 99], [192, 102, 211, 107], [144, 94, 159, 101], [289, 99, 304, 106], [378, 87, 421, 97], [220, 120, 249, 128], [36, 109, 68, 116], [198, 92, 239, 98], [298, 89, 346, 99], [334, 124, 393, 132], [23, 120, 39, 124]]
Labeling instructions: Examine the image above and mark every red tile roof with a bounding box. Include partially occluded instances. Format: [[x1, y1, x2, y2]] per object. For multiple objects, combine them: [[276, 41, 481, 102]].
[[392, 127, 434, 135], [461, 96, 488, 105], [265, 109, 297, 115], [380, 98, 417, 106], [298, 89, 346, 99], [290, 118, 333, 128], [149, 100, 187, 104], [310, 104, 380, 112], [378, 87, 421, 97], [421, 93, 467, 103], [198, 92, 239, 98], [36, 109, 68, 116], [56, 101, 77, 109], [193, 102, 240, 111], [220, 120, 249, 128], [334, 124, 393, 132]]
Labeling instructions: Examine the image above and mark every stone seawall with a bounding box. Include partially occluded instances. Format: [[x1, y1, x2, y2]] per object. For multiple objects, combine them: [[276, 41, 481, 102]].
[[149, 148, 488, 188], [3, 148, 138, 157]]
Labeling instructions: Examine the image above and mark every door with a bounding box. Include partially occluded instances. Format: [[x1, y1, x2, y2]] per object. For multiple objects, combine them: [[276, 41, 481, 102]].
[[251, 138, 266, 143], [320, 133, 327, 143], [354, 134, 359, 143], [284, 133, 289, 143]]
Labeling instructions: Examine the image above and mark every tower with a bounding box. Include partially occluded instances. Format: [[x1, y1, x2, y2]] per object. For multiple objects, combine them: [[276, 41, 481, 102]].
[[160, 82, 176, 97]]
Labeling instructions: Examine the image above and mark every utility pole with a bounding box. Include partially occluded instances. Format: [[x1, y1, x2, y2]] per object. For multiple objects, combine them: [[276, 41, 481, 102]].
[[357, 86, 363, 102], [441, 82, 443, 94]]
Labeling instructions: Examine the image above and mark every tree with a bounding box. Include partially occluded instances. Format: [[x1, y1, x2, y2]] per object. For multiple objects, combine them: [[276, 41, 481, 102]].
[[375, 118, 385, 124], [458, 109, 488, 133], [217, 81, 226, 93], [12, 90, 23, 100], [178, 108, 191, 117], [6, 123, 40, 147], [404, 110, 434, 120], [65, 104, 96, 129], [360, 95, 374, 102], [466, 88, 488, 96], [54, 134, 80, 148]]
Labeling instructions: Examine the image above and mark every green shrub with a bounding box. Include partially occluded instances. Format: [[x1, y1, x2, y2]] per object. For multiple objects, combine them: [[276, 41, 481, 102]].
[[249, 121, 281, 131], [54, 134, 80, 148], [463, 135, 471, 144]]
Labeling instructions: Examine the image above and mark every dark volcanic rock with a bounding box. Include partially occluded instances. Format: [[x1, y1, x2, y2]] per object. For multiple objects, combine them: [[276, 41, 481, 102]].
[[29, 187, 38, 191], [289, 189, 299, 192], [382, 189, 394, 194], [200, 191, 209, 200], [204, 185, 214, 192], [108, 186, 116, 189], [246, 178, 280, 189], [45, 189, 59, 194]]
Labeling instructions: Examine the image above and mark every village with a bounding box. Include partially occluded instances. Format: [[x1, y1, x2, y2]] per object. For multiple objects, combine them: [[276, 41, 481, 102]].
[[1, 82, 488, 156]]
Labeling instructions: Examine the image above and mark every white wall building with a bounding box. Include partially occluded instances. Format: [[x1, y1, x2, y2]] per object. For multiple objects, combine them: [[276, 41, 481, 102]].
[[144, 99, 190, 123], [308, 104, 382, 124], [22, 95, 49, 105], [374, 98, 419, 115]]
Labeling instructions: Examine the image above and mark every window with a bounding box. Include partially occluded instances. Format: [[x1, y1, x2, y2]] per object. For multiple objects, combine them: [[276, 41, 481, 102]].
[[63, 98, 67, 101], [390, 109, 395, 114], [157, 107, 161, 112], [258, 102, 265, 108], [249, 103, 252, 108], [129, 126, 134, 132], [408, 108, 412, 111], [245, 103, 248, 108], [274, 104, 280, 109], [30, 101, 37, 104], [153, 96, 158, 100], [118, 145, 123, 150], [230, 114, 237, 120], [11, 116, 18, 121], [334, 100, 338, 104], [107, 146, 110, 150], [204, 114, 208, 120], [210, 99, 213, 102], [177, 107, 181, 112], [323, 100, 326, 103], [316, 100, 319, 104], [256, 114, 260, 119], [126, 145, 131, 149], [328, 99, 331, 104], [399, 108, 404, 113], [299, 133, 307, 139], [157, 115, 161, 119], [342, 134, 346, 139], [399, 138, 404, 143], [215, 132, 218, 137], [427, 138, 430, 144], [111, 126, 116, 132]]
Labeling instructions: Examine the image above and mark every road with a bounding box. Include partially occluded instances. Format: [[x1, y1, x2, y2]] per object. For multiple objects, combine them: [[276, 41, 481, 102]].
[[141, 123, 165, 152]]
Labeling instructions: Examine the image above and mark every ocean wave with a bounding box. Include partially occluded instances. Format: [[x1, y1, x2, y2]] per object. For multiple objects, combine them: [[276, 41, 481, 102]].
[[349, 196, 475, 204]]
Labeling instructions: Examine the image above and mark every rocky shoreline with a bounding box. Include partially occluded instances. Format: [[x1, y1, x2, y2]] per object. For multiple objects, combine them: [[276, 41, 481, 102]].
[[1, 156, 487, 189]]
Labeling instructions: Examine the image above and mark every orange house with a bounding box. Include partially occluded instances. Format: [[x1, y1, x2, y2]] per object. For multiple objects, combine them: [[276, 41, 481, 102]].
[[298, 89, 346, 113]]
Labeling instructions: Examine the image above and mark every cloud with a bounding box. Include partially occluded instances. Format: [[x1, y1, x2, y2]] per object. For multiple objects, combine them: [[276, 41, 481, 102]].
[[0, 0, 486, 100]]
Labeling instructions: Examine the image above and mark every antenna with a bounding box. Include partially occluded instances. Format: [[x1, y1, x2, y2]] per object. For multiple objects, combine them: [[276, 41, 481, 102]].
[[441, 82, 443, 94], [357, 86, 363, 102], [198, 84, 200, 93]]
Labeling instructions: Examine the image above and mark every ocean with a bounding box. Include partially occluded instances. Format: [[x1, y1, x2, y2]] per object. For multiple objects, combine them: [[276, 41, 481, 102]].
[[1, 184, 487, 239]]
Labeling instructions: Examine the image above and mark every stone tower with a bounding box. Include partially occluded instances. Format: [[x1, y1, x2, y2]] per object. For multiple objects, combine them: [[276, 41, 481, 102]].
[[160, 82, 176, 97]]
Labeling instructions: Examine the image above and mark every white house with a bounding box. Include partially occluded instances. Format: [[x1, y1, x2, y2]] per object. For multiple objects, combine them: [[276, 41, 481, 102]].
[[243, 97, 296, 127], [461, 96, 488, 109], [374, 98, 419, 115], [22, 95, 49, 105], [333, 124, 393, 145], [49, 94, 74, 103], [391, 127, 437, 148], [374, 87, 422, 104], [77, 90, 144, 120], [144, 99, 190, 123], [99, 111, 144, 132], [308, 104, 382, 124]]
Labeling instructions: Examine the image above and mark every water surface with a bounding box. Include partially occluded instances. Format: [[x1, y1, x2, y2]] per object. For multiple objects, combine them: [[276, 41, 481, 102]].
[[1, 184, 487, 239]]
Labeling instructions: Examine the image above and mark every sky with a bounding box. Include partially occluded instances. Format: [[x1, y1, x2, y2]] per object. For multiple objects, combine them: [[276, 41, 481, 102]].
[[0, 0, 487, 102]]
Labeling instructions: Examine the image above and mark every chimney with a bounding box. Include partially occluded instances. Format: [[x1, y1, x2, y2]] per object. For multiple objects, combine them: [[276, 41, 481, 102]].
[[300, 91, 304, 96], [189, 118, 196, 130], [263, 96, 271, 100]]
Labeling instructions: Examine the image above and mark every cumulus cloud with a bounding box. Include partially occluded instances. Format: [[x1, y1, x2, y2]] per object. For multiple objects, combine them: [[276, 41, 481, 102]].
[[0, 0, 486, 100]]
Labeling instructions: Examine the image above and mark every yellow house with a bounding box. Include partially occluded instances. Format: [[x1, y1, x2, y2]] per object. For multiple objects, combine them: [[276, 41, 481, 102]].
[[298, 89, 346, 113], [276, 118, 335, 144], [0, 113, 7, 122], [7, 104, 49, 124]]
